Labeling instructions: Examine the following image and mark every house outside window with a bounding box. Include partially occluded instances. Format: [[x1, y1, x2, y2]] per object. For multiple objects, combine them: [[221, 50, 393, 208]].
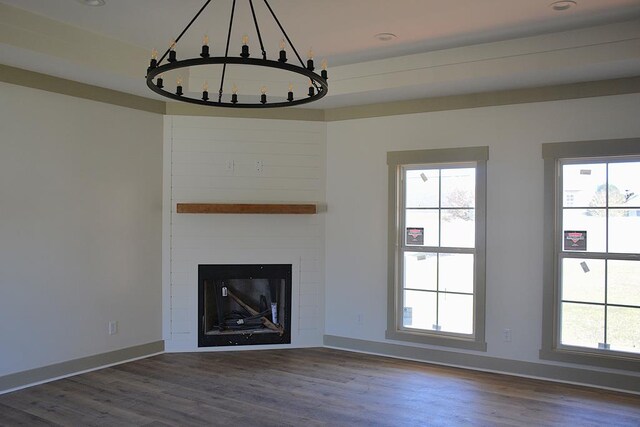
[[386, 147, 488, 351], [541, 138, 640, 370]]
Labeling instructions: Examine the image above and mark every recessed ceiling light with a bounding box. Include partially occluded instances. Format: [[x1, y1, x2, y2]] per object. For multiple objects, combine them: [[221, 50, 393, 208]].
[[76, 0, 106, 6], [550, 1, 577, 11], [374, 33, 397, 42]]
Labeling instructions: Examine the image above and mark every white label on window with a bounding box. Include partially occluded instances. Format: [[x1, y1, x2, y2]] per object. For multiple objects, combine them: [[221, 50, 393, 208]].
[[403, 307, 412, 326], [580, 261, 590, 273]]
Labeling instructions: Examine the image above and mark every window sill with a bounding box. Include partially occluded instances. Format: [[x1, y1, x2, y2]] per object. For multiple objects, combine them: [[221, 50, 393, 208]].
[[386, 329, 487, 352]]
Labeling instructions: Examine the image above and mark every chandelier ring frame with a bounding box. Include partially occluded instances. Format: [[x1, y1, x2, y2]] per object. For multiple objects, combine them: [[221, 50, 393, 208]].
[[146, 56, 328, 108]]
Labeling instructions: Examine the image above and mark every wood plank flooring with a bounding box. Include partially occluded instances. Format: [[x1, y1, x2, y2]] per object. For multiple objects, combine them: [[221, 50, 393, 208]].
[[1, 348, 639, 426]]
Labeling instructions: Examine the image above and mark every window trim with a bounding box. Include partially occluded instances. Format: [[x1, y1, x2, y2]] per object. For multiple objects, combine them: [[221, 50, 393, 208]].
[[386, 147, 488, 351], [540, 138, 640, 371]]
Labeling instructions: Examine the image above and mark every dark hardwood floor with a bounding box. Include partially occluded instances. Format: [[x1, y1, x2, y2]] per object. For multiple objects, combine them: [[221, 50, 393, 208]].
[[1, 348, 639, 426]]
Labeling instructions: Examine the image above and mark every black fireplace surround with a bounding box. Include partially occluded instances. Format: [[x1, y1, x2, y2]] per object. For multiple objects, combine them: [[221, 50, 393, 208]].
[[198, 264, 292, 347]]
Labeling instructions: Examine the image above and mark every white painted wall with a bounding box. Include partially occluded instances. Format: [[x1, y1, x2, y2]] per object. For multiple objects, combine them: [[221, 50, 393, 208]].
[[2, 76, 637, 383], [0, 82, 163, 376], [325, 94, 640, 370], [165, 116, 326, 351]]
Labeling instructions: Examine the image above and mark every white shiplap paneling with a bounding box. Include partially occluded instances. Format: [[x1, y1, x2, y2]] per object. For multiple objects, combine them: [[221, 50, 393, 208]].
[[165, 116, 326, 351]]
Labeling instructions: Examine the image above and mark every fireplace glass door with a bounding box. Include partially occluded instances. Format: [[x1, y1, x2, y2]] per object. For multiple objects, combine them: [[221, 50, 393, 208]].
[[198, 264, 292, 347]]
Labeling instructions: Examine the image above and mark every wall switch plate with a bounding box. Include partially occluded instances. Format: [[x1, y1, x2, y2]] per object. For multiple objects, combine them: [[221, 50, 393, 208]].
[[108, 321, 118, 335], [503, 328, 512, 342]]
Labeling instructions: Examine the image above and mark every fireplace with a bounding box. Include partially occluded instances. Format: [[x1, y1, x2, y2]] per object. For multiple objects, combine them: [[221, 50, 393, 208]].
[[198, 264, 292, 347]]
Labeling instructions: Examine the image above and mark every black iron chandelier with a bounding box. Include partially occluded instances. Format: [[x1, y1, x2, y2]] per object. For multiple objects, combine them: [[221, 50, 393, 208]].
[[145, 0, 328, 108]]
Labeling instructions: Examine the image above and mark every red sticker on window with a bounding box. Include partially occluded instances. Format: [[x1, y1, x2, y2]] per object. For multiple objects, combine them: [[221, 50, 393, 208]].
[[406, 227, 424, 245], [564, 230, 587, 251]]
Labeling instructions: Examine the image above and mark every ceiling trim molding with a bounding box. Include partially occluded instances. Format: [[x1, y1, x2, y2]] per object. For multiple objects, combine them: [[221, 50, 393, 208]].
[[165, 102, 325, 122], [0, 64, 166, 115], [2, 64, 639, 121], [323, 76, 640, 121]]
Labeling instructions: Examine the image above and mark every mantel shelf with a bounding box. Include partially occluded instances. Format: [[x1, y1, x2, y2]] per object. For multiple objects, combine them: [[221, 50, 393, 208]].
[[176, 203, 317, 215]]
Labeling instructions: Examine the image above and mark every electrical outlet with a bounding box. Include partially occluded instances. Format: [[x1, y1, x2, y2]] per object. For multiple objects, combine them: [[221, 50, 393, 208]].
[[256, 160, 263, 173], [503, 328, 512, 342], [108, 321, 118, 335]]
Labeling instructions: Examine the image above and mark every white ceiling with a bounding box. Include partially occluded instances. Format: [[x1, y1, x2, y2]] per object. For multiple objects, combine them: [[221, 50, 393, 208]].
[[2, 0, 640, 108]]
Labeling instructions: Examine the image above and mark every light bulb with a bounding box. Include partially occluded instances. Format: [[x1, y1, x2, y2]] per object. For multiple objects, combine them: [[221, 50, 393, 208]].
[[308, 79, 315, 97], [168, 40, 177, 62], [278, 39, 288, 62], [232, 84, 238, 94], [175, 76, 183, 96], [260, 86, 267, 104], [287, 83, 294, 102], [320, 58, 328, 79], [151, 48, 158, 60], [308, 48, 314, 60], [200, 35, 210, 58], [201, 81, 209, 101], [242, 35, 249, 46]]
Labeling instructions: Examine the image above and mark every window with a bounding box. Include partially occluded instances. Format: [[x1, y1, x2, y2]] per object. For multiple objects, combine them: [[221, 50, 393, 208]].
[[541, 139, 640, 370], [387, 147, 488, 351]]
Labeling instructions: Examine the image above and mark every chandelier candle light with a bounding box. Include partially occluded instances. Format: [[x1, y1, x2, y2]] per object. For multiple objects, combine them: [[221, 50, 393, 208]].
[[145, 0, 328, 108]]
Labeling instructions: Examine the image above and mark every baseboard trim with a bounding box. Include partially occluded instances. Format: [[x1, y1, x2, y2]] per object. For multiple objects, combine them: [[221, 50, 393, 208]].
[[0, 341, 164, 395], [323, 335, 640, 395]]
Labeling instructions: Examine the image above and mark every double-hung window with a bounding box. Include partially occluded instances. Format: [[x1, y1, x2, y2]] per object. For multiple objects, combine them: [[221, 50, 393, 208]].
[[541, 139, 640, 369], [387, 147, 487, 351]]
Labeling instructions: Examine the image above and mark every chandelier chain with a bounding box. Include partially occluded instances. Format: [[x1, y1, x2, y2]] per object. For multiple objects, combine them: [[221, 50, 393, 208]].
[[158, 0, 212, 66], [218, 0, 237, 103], [249, 0, 267, 60], [262, 0, 304, 68]]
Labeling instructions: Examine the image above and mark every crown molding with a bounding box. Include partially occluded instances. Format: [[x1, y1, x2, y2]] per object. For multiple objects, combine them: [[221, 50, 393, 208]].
[[0, 64, 165, 114], [2, 64, 639, 121], [323, 76, 640, 121]]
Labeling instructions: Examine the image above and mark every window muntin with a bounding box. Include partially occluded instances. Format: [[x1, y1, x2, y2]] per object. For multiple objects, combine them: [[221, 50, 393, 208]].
[[400, 164, 477, 337], [558, 157, 640, 356]]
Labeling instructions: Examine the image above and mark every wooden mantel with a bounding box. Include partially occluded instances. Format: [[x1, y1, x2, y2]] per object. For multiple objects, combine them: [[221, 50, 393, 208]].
[[176, 203, 317, 214]]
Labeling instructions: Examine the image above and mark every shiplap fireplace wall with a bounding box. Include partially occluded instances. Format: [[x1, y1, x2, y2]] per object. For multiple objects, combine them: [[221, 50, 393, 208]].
[[163, 116, 326, 351]]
